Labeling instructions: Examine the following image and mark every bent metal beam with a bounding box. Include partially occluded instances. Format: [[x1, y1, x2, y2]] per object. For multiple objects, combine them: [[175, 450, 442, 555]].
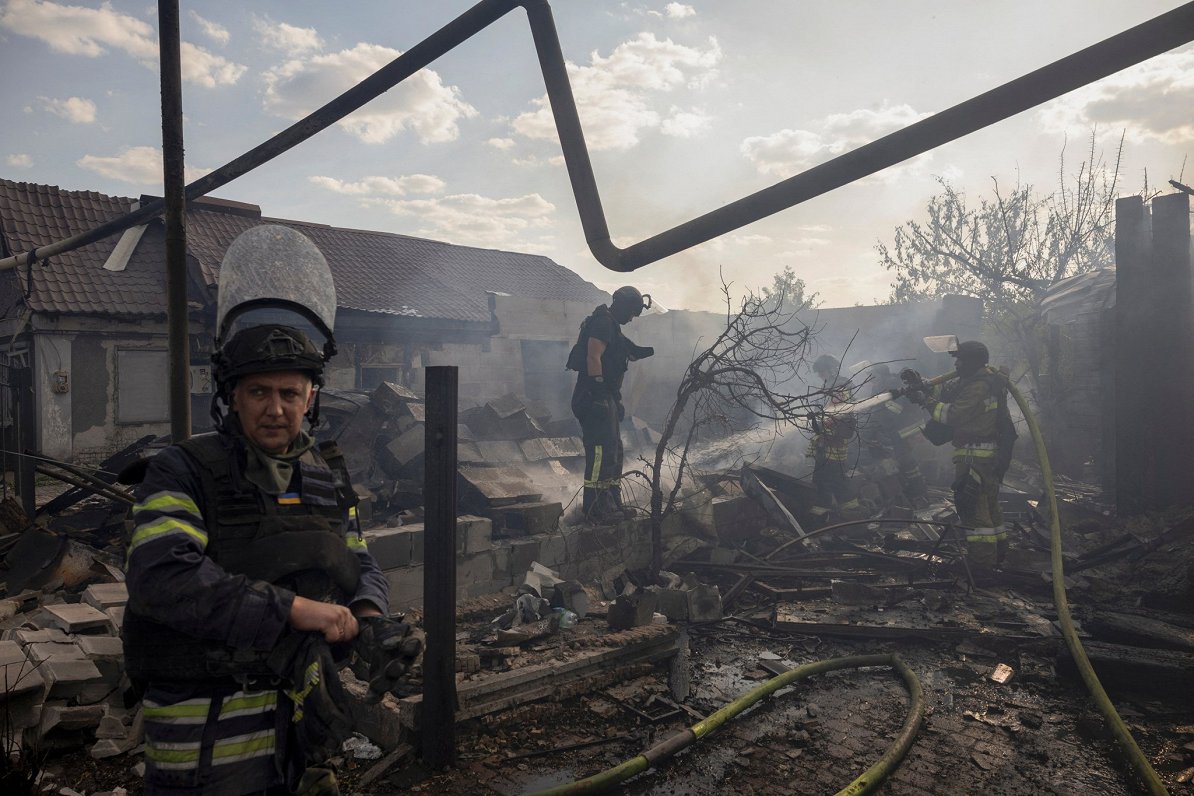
[[2, 0, 1194, 274]]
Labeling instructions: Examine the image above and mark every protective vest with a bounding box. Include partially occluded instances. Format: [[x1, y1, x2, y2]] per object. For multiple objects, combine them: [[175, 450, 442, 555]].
[[936, 367, 1017, 472], [123, 433, 360, 683], [566, 305, 652, 396]]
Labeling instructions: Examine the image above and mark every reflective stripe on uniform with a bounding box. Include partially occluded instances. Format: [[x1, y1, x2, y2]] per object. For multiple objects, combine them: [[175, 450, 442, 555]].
[[128, 516, 208, 555], [586, 444, 604, 488], [346, 532, 368, 552], [898, 423, 924, 439], [965, 526, 1002, 543], [144, 696, 212, 725], [932, 402, 947, 423], [884, 402, 903, 414], [212, 729, 276, 766], [953, 441, 997, 460], [135, 490, 201, 518], [219, 691, 277, 720], [145, 740, 202, 769]]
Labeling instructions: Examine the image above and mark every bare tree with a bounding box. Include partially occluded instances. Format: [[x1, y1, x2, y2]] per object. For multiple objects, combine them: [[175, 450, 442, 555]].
[[876, 131, 1123, 468], [631, 273, 828, 574]]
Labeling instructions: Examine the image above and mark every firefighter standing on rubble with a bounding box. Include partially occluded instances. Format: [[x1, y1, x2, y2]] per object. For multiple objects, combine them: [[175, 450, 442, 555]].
[[904, 340, 1016, 568], [122, 226, 420, 795], [567, 286, 654, 522], [809, 354, 864, 521]]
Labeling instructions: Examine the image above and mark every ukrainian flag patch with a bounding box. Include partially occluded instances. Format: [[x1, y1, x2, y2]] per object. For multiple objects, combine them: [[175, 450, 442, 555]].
[[277, 492, 302, 505]]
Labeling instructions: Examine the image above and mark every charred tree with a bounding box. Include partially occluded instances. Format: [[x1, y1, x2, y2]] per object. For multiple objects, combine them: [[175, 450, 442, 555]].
[[635, 274, 829, 575]]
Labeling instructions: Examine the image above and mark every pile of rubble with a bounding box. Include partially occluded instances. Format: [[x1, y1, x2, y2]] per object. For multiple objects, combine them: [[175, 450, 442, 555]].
[[1, 578, 139, 764]]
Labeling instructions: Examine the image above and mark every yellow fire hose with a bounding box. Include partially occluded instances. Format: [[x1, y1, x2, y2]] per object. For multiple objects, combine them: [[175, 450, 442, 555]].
[[526, 373, 1168, 795], [1007, 380, 1167, 795], [528, 654, 923, 796]]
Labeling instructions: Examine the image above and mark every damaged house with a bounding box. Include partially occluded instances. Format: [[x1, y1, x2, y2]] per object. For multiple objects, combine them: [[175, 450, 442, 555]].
[[0, 178, 609, 463]]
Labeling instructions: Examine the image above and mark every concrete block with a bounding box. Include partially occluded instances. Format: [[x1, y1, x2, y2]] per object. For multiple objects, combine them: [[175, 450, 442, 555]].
[[608, 592, 658, 631], [0, 639, 45, 698], [653, 587, 689, 622], [493, 502, 562, 537], [409, 526, 425, 564], [364, 526, 413, 569], [7, 627, 68, 646], [39, 703, 105, 734], [385, 426, 425, 469], [686, 584, 723, 622], [26, 641, 85, 664], [104, 606, 125, 632], [42, 658, 106, 701], [82, 582, 128, 612], [457, 551, 496, 589], [95, 714, 128, 740], [506, 538, 542, 579], [384, 565, 424, 611], [75, 636, 123, 659], [0, 599, 18, 621], [457, 515, 492, 555], [76, 636, 124, 684], [41, 603, 112, 635], [538, 533, 568, 570]]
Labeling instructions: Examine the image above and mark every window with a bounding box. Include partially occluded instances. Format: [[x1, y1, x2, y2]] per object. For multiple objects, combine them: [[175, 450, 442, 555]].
[[117, 349, 169, 423]]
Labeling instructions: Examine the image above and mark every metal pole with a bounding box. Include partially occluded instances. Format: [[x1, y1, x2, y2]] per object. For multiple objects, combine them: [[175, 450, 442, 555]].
[[159, 0, 190, 441], [422, 366, 458, 767]]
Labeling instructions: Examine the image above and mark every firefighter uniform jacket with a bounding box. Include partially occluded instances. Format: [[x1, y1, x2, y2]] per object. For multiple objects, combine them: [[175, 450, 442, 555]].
[[124, 431, 388, 793]]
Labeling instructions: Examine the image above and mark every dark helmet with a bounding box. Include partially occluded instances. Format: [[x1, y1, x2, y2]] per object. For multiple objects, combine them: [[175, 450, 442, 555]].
[[212, 324, 326, 388], [950, 340, 989, 365], [610, 286, 651, 323], [813, 354, 840, 378], [210, 324, 328, 431]]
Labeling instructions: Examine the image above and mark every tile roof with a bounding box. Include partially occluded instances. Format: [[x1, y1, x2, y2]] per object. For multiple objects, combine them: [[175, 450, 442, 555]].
[[0, 178, 608, 322], [0, 179, 162, 317]]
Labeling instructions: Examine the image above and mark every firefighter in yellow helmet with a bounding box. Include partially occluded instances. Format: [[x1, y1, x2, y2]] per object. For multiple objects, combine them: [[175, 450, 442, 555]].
[[904, 340, 1017, 567]]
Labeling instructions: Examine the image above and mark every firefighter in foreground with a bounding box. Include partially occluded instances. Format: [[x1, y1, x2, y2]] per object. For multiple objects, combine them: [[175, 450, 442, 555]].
[[123, 226, 420, 795], [808, 354, 863, 521], [903, 340, 1016, 567], [567, 286, 654, 522]]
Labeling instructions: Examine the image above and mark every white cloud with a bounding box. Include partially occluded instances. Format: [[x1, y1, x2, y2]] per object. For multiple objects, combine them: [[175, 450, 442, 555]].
[[39, 95, 96, 124], [660, 106, 711, 138], [77, 146, 211, 184], [253, 17, 322, 55], [511, 32, 721, 151], [308, 174, 445, 196], [377, 192, 556, 250], [665, 3, 696, 19], [6, 154, 33, 168], [189, 10, 229, 46], [487, 137, 516, 150], [263, 43, 477, 144], [1039, 47, 1194, 144], [0, 0, 245, 86], [741, 103, 928, 176]]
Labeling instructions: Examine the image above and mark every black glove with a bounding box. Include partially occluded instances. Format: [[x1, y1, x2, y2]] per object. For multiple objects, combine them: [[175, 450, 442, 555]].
[[351, 616, 424, 703], [269, 632, 354, 763], [904, 388, 927, 407], [899, 368, 920, 385]]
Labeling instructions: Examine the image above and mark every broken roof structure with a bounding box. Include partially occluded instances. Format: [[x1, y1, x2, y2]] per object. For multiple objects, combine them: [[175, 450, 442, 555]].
[[0, 178, 607, 327]]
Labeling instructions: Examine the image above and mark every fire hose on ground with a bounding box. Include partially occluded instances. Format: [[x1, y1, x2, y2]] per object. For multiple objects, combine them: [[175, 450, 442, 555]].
[[528, 653, 923, 796], [526, 375, 1168, 795]]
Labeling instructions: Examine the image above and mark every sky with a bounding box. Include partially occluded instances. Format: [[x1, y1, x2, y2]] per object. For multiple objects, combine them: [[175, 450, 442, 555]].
[[1, 0, 1192, 312]]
